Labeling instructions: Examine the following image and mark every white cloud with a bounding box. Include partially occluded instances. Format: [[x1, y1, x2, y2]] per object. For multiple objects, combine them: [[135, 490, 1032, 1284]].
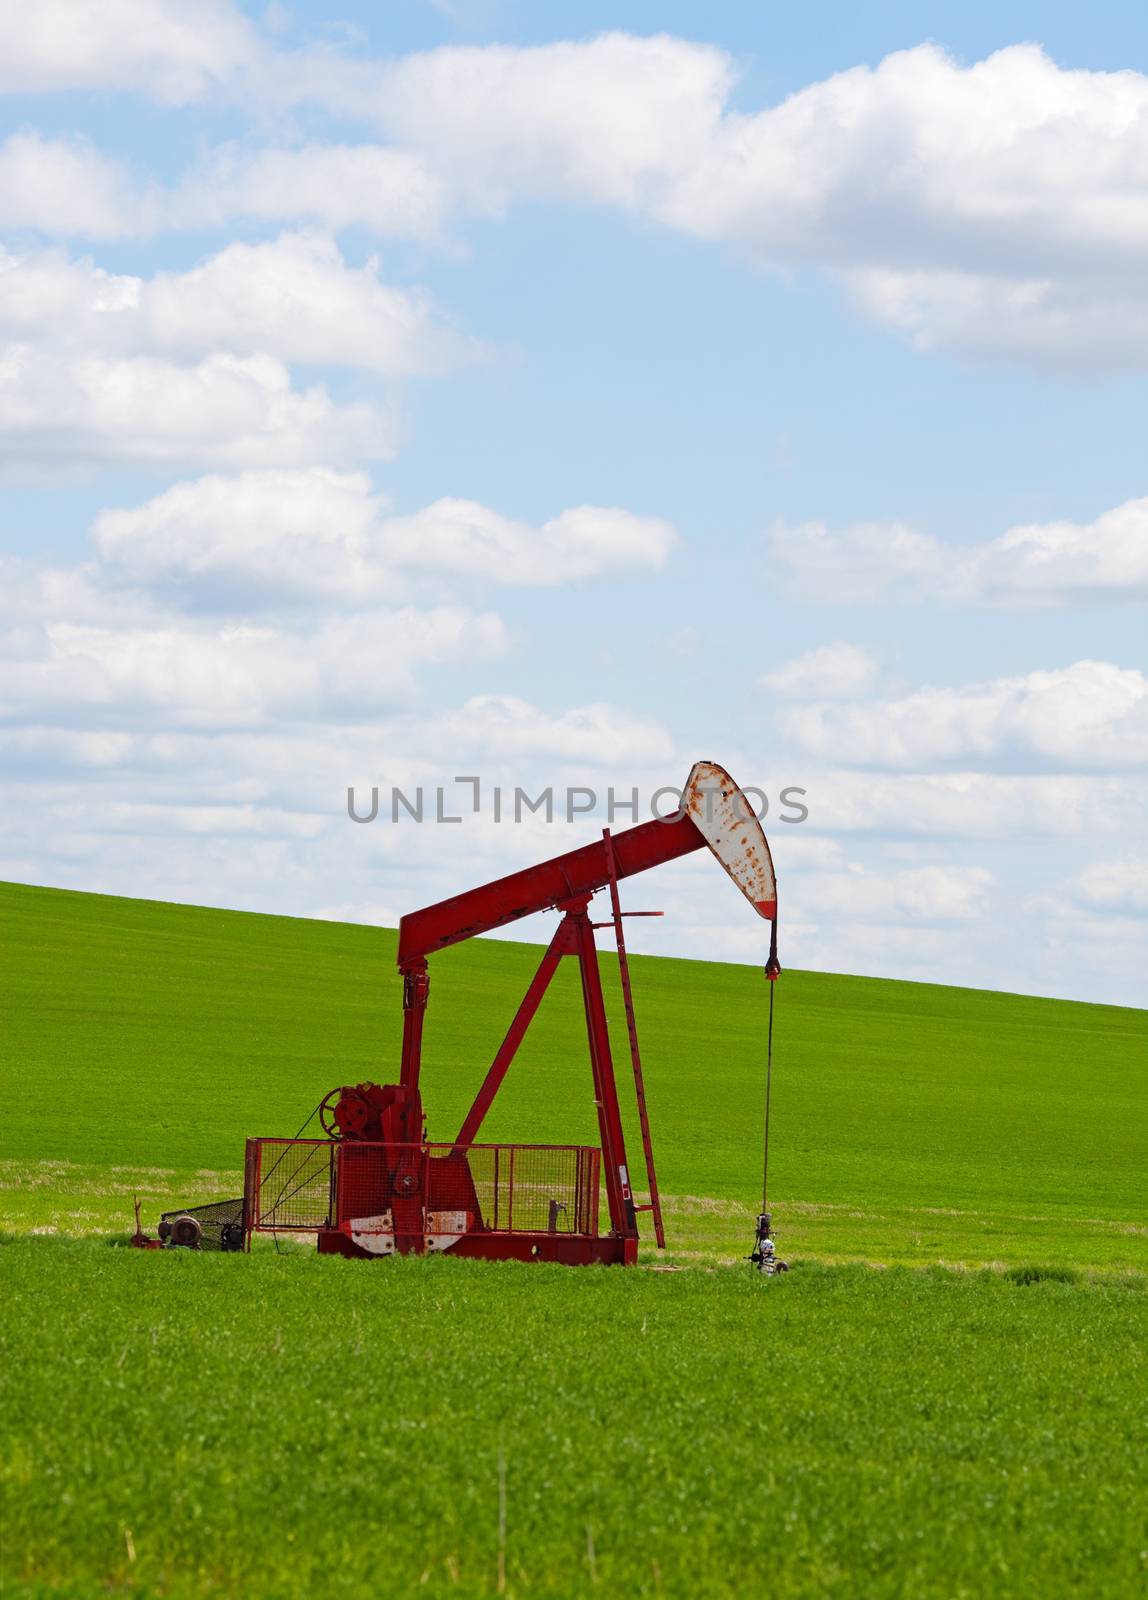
[[771, 497, 1148, 607], [0, 134, 447, 241], [0, 134, 447, 243], [667, 41, 1148, 264], [8, 35, 1148, 367], [780, 660, 1148, 770], [762, 643, 878, 699], [0, 0, 258, 103], [669, 625, 699, 657], [92, 471, 677, 604], [0, 132, 155, 237], [0, 557, 149, 629], [1070, 859, 1148, 917], [177, 145, 446, 241], [406, 694, 676, 765], [65, 800, 328, 840], [0, 706, 677, 812], [795, 863, 994, 922], [0, 608, 506, 727], [363, 38, 1148, 370], [810, 771, 1144, 840], [93, 470, 394, 606], [0, 468, 677, 816], [769, 519, 949, 604], [378, 498, 677, 585], [0, 235, 477, 376], [968, 500, 1148, 605], [370, 33, 734, 216], [0, 347, 393, 469], [844, 268, 1148, 374]]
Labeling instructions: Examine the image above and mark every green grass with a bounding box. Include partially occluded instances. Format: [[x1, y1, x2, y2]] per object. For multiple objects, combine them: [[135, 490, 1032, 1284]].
[[2, 880, 1147, 1597], [2, 880, 1145, 1267], [3, 1241, 1146, 1600]]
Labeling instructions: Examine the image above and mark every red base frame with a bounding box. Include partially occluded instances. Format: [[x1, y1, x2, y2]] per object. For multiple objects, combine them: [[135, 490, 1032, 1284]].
[[316, 1228, 637, 1266]]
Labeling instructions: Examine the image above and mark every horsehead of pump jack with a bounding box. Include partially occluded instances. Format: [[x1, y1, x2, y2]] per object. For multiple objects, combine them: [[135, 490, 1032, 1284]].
[[134, 761, 782, 1268]]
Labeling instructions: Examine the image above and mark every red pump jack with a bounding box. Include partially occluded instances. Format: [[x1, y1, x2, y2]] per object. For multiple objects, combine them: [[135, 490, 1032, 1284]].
[[151, 761, 781, 1266]]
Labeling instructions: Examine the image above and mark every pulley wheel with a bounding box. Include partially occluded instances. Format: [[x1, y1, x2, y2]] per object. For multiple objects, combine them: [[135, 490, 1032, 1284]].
[[164, 1214, 202, 1249], [319, 1085, 371, 1138]]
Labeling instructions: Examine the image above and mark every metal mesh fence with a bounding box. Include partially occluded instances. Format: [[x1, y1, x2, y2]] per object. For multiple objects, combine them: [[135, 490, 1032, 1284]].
[[249, 1139, 334, 1231], [455, 1144, 599, 1236], [246, 1138, 599, 1243]]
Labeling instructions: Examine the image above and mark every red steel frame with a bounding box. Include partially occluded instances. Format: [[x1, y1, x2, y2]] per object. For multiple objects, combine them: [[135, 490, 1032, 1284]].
[[396, 811, 703, 966], [382, 813, 725, 1263], [429, 893, 640, 1244], [387, 814, 714, 1260]]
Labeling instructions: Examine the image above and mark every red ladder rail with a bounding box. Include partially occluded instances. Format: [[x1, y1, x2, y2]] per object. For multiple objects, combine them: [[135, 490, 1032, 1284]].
[[602, 828, 666, 1250]]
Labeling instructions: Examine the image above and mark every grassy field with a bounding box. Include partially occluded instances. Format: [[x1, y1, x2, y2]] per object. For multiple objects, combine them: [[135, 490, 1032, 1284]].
[[2, 880, 1146, 1598], [3, 1241, 1146, 1599]]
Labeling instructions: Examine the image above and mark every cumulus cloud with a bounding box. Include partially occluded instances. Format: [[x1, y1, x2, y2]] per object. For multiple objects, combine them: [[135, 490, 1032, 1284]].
[[769, 520, 949, 605], [0, 468, 676, 753], [0, 348, 393, 469], [771, 498, 1148, 607], [64, 799, 329, 841], [1070, 859, 1148, 917], [780, 660, 1148, 771], [406, 694, 677, 765], [369, 33, 733, 216], [0, 0, 258, 103], [795, 863, 994, 922], [0, 705, 677, 809], [0, 234, 481, 471], [378, 498, 677, 585], [7, 31, 1148, 366], [844, 268, 1148, 374], [0, 134, 447, 242], [92, 470, 677, 604], [0, 607, 507, 727], [93, 470, 394, 606], [177, 145, 447, 241], [762, 643, 878, 699], [967, 501, 1148, 605], [0, 557, 146, 630], [809, 771, 1144, 840], [0, 132, 156, 237], [361, 37, 1148, 370], [0, 235, 477, 376]]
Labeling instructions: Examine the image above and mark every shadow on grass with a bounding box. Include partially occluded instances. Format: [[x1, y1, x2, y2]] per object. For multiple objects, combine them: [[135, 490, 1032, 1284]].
[[3, 1231, 1143, 1293], [1004, 1263, 1080, 1286]]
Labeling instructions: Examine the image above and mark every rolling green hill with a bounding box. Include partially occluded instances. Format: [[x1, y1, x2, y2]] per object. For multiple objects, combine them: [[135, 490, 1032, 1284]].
[[3, 879, 1144, 1267], [3, 880, 1146, 1599]]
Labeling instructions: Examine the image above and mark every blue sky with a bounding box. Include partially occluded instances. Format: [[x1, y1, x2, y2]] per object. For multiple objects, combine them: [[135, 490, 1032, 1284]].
[[1, 1, 1145, 1004]]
